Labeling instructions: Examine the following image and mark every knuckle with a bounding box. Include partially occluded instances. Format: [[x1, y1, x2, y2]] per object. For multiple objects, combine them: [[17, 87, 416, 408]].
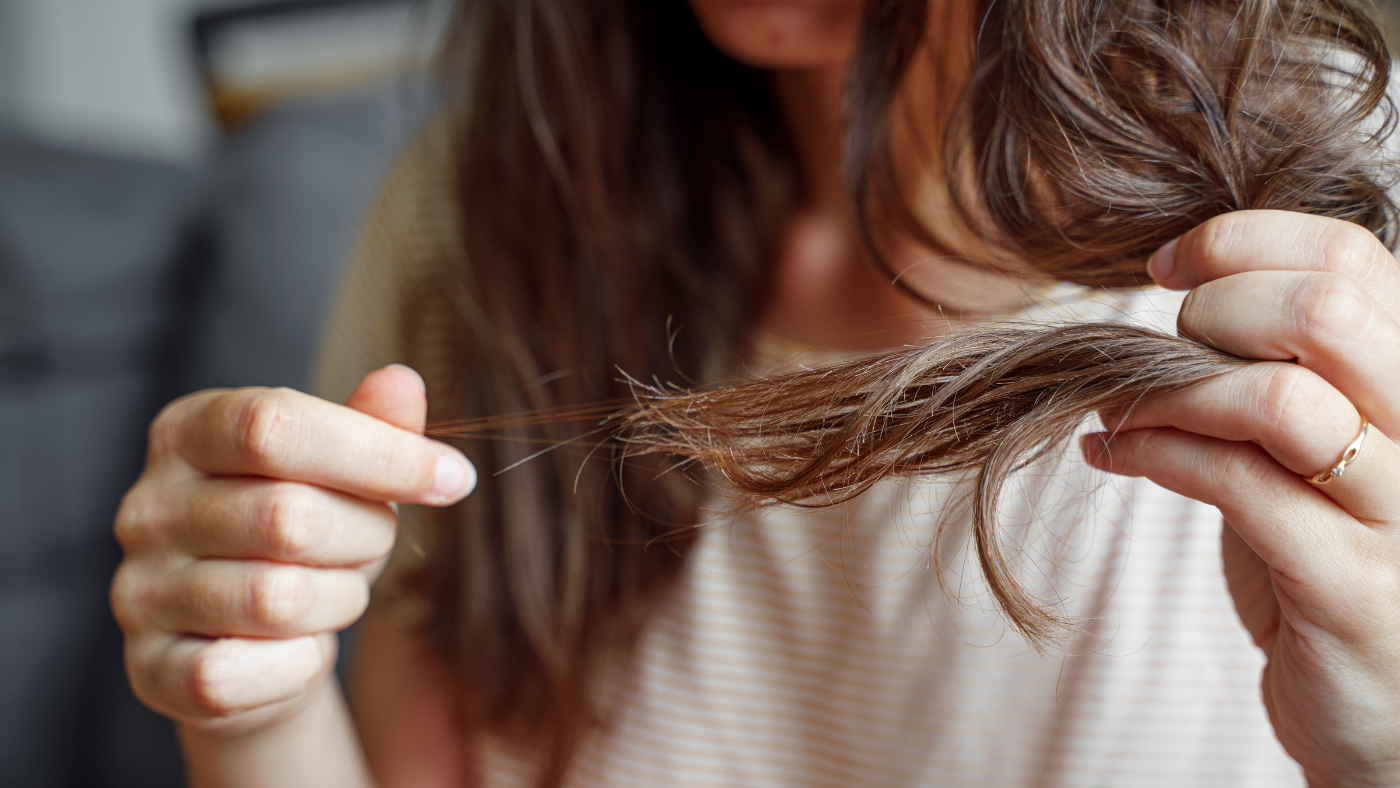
[[1293, 273, 1375, 345], [125, 644, 182, 719], [124, 658, 162, 713], [146, 411, 183, 459], [109, 562, 153, 631], [1214, 441, 1272, 494], [228, 389, 305, 475], [1177, 286, 1217, 337], [1318, 221, 1382, 275], [146, 406, 184, 458], [258, 485, 320, 561], [186, 647, 240, 717], [233, 390, 300, 472], [1184, 212, 1247, 267], [1256, 363, 1322, 437], [146, 390, 214, 457], [113, 486, 158, 551], [247, 565, 313, 631]]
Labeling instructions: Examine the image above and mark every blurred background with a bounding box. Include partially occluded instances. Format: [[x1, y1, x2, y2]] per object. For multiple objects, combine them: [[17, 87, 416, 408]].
[[0, 1, 446, 785], [2, 1, 1400, 786]]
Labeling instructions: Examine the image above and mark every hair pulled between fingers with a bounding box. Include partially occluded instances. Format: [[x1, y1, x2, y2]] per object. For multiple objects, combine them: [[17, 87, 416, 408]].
[[431, 322, 1247, 648]]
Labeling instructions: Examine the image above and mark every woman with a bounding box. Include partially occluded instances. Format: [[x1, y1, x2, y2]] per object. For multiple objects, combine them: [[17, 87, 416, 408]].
[[111, 0, 1400, 785]]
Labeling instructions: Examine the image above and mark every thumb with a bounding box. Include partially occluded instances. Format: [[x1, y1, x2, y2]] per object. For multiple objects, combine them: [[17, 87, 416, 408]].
[[344, 364, 429, 434]]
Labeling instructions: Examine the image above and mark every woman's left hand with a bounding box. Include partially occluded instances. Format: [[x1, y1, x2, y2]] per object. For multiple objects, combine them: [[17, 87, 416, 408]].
[[1084, 209, 1400, 788]]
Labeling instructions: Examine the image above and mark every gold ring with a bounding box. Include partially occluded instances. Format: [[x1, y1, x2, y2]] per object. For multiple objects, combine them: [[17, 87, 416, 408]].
[[1308, 416, 1369, 485]]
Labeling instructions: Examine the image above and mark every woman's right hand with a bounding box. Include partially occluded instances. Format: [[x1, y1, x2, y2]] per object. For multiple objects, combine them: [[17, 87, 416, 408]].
[[111, 365, 475, 737]]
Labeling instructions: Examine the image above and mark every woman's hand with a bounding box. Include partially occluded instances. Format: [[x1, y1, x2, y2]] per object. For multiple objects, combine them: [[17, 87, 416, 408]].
[[111, 365, 475, 737], [1084, 209, 1400, 787]]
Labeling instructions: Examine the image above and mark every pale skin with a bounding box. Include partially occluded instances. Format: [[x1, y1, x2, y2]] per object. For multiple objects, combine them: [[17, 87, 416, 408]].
[[110, 1, 1400, 786]]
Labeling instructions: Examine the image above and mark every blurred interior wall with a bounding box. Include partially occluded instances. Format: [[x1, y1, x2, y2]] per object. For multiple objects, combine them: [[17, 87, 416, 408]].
[[0, 0, 217, 165], [0, 0, 448, 166], [0, 2, 21, 127]]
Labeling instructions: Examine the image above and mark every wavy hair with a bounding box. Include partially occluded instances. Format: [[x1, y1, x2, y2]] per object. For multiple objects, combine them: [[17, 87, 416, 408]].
[[420, 1, 1395, 784]]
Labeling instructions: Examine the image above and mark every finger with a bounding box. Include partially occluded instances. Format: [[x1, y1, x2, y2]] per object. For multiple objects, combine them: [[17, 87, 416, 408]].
[[1103, 361, 1400, 523], [1221, 519, 1280, 652], [1149, 210, 1400, 322], [1083, 429, 1356, 584], [164, 386, 474, 506], [1177, 270, 1400, 437], [344, 365, 427, 434], [128, 633, 333, 721], [153, 560, 370, 638], [168, 478, 397, 567]]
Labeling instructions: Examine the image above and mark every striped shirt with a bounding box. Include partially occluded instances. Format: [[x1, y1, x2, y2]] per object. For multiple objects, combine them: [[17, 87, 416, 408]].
[[315, 129, 1303, 787]]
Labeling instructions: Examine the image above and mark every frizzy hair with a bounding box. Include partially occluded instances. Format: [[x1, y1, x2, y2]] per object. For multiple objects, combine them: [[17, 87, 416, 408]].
[[422, 0, 1395, 784]]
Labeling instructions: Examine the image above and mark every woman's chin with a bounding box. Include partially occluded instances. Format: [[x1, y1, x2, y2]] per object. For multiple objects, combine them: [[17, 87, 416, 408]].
[[687, 0, 862, 70]]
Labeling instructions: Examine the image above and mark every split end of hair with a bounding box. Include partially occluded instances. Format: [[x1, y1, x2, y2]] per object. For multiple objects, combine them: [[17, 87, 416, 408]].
[[430, 321, 1245, 646]]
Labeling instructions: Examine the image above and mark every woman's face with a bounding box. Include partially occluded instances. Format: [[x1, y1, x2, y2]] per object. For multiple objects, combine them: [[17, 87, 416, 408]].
[[687, 0, 865, 70]]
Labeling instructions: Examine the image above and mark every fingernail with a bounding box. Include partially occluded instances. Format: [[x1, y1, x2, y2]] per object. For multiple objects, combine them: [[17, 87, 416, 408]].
[[1147, 237, 1179, 285], [431, 454, 477, 502], [385, 363, 425, 386]]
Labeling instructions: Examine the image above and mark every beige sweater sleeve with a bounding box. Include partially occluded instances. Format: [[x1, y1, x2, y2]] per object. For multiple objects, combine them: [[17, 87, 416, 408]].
[[313, 123, 459, 405], [313, 123, 462, 626]]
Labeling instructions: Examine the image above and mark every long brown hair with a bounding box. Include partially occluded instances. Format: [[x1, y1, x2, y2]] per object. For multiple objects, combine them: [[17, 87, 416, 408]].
[[418, 0, 1395, 783]]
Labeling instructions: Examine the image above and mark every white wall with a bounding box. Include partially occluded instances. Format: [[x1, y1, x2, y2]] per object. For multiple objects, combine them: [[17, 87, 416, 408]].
[[0, 0, 449, 166], [1, 0, 217, 164]]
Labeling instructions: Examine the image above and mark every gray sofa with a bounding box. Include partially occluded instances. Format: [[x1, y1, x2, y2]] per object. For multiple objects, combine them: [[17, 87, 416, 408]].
[[0, 135, 196, 788], [0, 77, 426, 787]]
